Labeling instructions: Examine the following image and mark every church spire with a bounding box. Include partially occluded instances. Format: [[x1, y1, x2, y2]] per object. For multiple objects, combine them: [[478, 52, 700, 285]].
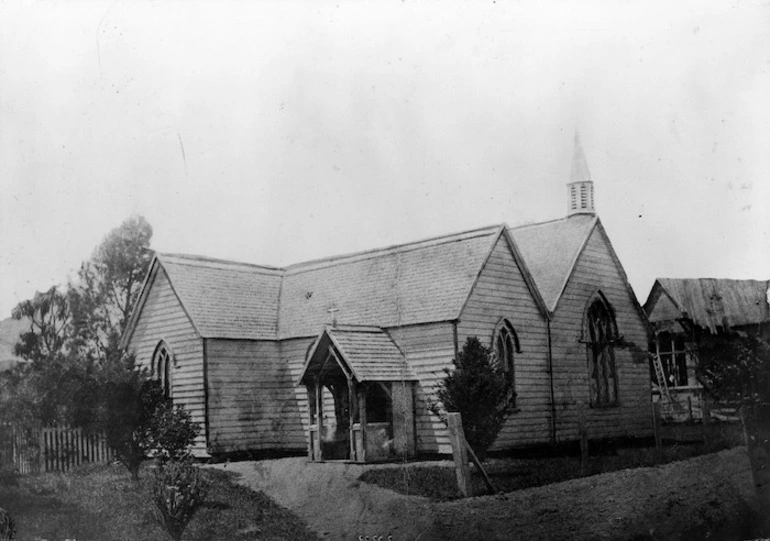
[[567, 133, 595, 216]]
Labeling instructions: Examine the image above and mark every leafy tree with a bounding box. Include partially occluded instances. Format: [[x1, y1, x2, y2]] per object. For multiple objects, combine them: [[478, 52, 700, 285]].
[[695, 330, 770, 408], [11, 286, 71, 364], [431, 336, 515, 461], [70, 214, 153, 361]]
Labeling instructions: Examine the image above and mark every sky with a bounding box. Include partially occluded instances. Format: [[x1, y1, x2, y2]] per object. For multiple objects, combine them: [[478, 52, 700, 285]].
[[1, 0, 769, 320]]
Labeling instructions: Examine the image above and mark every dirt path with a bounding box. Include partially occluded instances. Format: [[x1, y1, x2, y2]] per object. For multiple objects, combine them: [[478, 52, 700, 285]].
[[212, 447, 760, 541]]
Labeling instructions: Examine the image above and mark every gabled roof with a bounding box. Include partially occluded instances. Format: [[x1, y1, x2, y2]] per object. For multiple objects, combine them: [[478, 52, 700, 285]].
[[508, 214, 597, 312], [298, 325, 417, 384], [122, 225, 509, 344], [121, 254, 283, 345], [278, 225, 504, 338], [645, 278, 770, 333]]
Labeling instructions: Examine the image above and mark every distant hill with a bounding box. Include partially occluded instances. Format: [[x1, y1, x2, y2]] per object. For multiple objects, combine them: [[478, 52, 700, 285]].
[[0, 317, 28, 371]]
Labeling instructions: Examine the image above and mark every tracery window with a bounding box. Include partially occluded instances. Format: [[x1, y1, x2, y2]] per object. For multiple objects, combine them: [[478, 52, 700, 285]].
[[584, 294, 619, 407], [493, 319, 519, 406], [153, 341, 172, 399]]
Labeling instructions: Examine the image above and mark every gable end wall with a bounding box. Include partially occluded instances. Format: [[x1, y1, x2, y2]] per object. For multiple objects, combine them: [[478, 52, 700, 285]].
[[127, 267, 207, 455], [457, 235, 551, 449], [549, 226, 652, 442]]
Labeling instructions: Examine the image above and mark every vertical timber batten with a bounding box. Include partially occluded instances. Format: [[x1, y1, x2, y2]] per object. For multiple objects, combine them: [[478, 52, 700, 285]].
[[547, 318, 556, 446], [202, 337, 211, 453]]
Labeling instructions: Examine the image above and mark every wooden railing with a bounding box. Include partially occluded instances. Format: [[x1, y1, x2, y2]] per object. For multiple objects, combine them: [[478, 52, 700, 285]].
[[0, 423, 114, 474]]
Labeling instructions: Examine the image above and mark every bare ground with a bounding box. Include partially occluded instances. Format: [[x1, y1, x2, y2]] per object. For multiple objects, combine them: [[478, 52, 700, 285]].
[[211, 447, 762, 541]]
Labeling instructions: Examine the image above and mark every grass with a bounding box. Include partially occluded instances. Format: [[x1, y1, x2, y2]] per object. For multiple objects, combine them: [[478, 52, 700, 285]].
[[0, 462, 319, 541], [360, 423, 744, 501]]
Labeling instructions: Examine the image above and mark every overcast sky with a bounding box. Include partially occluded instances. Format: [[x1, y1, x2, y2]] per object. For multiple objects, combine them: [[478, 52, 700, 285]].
[[1, 0, 768, 320]]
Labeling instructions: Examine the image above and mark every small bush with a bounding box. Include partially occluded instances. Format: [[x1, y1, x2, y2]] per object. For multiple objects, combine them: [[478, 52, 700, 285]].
[[431, 336, 514, 461], [152, 460, 208, 541], [150, 404, 200, 464]]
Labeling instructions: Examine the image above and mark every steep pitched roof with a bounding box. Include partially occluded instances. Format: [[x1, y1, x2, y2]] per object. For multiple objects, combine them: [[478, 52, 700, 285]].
[[508, 214, 597, 312], [122, 254, 283, 343], [646, 278, 770, 333], [278, 225, 503, 337], [299, 325, 417, 384], [122, 226, 506, 344]]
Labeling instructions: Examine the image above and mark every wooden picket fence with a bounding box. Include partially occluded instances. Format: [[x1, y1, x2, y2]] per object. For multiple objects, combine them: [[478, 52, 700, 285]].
[[0, 423, 114, 474]]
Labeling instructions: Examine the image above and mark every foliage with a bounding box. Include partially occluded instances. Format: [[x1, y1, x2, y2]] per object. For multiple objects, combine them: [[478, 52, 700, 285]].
[[0, 464, 318, 541], [150, 403, 201, 464], [0, 507, 15, 541], [1, 215, 153, 432], [102, 375, 155, 479], [152, 460, 208, 541], [69, 214, 153, 361], [694, 330, 770, 408], [430, 336, 514, 461], [101, 366, 200, 478], [11, 286, 71, 364]]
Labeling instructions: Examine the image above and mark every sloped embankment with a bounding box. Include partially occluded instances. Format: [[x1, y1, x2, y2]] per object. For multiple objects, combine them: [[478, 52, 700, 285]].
[[218, 447, 760, 541]]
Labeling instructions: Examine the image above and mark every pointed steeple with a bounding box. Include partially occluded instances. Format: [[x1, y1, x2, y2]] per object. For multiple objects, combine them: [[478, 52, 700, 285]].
[[567, 133, 595, 216], [570, 133, 591, 182]]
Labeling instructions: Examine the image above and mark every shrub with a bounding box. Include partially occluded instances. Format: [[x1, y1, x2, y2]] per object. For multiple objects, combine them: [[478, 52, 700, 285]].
[[152, 460, 208, 541], [149, 403, 200, 465], [431, 336, 514, 461], [103, 378, 165, 479]]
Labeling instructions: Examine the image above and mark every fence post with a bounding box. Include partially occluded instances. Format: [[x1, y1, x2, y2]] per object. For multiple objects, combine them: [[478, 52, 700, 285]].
[[446, 412, 472, 498], [653, 401, 662, 458]]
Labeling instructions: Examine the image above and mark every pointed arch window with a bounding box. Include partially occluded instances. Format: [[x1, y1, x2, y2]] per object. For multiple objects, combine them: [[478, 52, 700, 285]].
[[493, 319, 520, 405], [152, 341, 173, 399], [584, 294, 619, 407]]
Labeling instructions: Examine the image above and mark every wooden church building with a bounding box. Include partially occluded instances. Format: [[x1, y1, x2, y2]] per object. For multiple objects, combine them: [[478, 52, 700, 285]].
[[120, 142, 653, 461]]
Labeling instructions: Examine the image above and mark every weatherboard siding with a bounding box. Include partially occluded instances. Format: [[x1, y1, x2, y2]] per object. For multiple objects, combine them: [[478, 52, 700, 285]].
[[281, 337, 318, 438], [457, 236, 552, 448], [387, 323, 456, 454], [549, 226, 652, 442], [127, 267, 207, 456], [206, 339, 305, 453], [646, 289, 683, 324]]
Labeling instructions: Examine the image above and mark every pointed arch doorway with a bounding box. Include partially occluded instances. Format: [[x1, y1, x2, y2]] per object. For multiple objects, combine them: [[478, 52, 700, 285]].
[[297, 326, 417, 463]]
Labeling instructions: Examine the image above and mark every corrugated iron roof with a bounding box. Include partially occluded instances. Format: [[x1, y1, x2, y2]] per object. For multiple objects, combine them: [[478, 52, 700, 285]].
[[649, 278, 770, 333], [159, 254, 283, 340], [299, 325, 417, 383], [508, 215, 597, 312]]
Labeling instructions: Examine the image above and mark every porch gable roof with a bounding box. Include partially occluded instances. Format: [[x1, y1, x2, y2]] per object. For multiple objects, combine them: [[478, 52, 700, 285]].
[[297, 325, 417, 385]]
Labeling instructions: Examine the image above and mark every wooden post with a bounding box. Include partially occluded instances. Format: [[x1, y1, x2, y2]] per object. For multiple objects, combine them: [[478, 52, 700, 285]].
[[701, 392, 710, 444], [577, 403, 589, 474], [653, 402, 662, 458], [447, 413, 472, 498], [740, 407, 760, 494]]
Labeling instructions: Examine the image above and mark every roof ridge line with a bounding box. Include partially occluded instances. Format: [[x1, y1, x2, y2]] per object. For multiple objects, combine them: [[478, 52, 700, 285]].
[[283, 224, 504, 275], [508, 216, 572, 231], [158, 253, 284, 274]]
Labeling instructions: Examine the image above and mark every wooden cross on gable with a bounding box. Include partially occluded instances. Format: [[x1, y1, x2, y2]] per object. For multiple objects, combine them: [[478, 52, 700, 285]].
[[327, 304, 339, 327]]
